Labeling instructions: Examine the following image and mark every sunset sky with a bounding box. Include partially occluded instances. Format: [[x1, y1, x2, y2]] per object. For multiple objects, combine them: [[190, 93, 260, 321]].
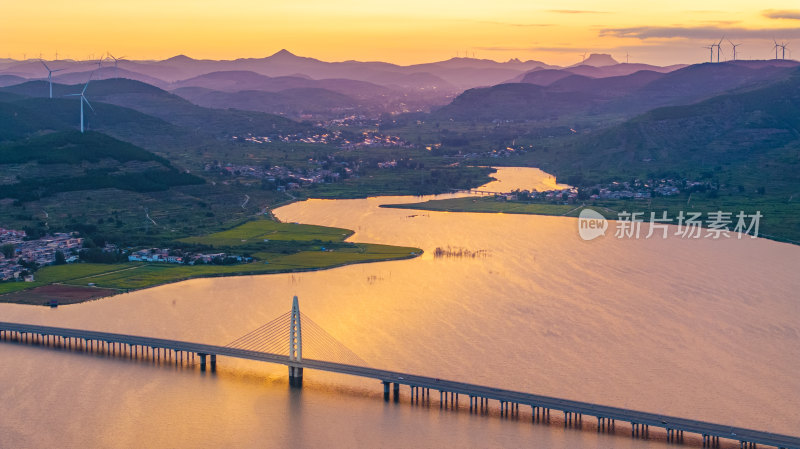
[[4, 1, 800, 65]]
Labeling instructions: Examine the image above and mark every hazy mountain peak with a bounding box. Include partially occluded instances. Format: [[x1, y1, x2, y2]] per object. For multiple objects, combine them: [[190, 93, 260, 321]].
[[163, 54, 195, 63], [577, 53, 619, 67], [270, 49, 297, 58]]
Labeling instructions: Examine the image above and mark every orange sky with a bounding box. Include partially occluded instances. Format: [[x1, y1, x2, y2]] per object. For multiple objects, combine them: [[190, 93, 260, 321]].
[[3, 1, 800, 65]]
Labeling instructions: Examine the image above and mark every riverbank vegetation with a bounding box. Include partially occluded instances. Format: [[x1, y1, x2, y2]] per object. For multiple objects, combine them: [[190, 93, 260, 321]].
[[383, 195, 800, 244], [0, 218, 421, 305]]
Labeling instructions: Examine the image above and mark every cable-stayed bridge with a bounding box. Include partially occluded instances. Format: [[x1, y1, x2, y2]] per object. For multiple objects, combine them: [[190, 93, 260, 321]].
[[1, 297, 798, 449]]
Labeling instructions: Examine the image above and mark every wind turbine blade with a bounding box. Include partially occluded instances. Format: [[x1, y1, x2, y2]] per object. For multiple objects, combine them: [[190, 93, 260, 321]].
[[83, 96, 95, 113], [65, 93, 81, 97], [82, 71, 95, 94], [40, 60, 50, 71]]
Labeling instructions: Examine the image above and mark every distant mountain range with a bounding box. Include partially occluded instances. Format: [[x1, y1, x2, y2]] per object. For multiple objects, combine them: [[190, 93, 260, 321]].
[[0, 51, 686, 119], [18, 51, 797, 123], [0, 49, 553, 91], [432, 60, 800, 122]]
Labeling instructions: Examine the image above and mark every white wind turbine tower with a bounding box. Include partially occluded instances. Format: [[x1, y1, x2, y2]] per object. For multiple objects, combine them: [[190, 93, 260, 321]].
[[779, 42, 789, 60], [65, 73, 95, 133], [39, 60, 64, 98], [773, 39, 780, 59], [728, 39, 741, 61], [715, 36, 724, 62]]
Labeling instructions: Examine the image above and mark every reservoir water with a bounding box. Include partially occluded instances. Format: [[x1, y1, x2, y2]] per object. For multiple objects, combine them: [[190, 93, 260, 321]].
[[1, 167, 798, 448]]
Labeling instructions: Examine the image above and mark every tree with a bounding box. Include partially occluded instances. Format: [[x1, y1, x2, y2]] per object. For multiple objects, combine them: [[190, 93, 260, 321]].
[[54, 251, 66, 265], [1, 244, 14, 259]]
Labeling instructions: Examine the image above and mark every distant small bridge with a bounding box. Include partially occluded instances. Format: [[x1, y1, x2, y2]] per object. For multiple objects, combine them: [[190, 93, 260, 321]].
[[450, 188, 507, 196]]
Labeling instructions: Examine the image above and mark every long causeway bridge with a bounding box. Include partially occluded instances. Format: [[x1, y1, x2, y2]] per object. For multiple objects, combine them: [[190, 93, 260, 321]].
[[2, 297, 798, 449]]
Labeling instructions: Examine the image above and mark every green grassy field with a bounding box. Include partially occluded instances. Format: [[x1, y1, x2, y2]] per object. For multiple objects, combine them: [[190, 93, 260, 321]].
[[382, 197, 578, 216], [53, 243, 418, 291], [0, 263, 138, 295], [180, 220, 353, 246], [0, 220, 421, 302]]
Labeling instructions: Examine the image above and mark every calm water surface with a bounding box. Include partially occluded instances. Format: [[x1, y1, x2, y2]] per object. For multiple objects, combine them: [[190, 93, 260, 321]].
[[1, 167, 798, 448]]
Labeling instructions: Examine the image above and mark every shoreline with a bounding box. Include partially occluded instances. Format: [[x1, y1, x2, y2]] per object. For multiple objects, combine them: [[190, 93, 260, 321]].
[[380, 197, 800, 247], [0, 249, 422, 307]]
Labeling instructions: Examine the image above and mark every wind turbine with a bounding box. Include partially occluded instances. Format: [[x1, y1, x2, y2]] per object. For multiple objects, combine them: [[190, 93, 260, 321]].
[[773, 39, 780, 59], [581, 52, 588, 63], [779, 42, 789, 59], [716, 36, 725, 62], [703, 44, 714, 62], [728, 39, 741, 61], [107, 53, 126, 78], [65, 74, 95, 133], [39, 60, 64, 98]]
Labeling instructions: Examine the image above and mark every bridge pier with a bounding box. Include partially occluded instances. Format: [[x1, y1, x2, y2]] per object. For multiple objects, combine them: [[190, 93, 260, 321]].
[[383, 381, 390, 401], [289, 366, 303, 387], [210, 354, 217, 371], [199, 353, 207, 371]]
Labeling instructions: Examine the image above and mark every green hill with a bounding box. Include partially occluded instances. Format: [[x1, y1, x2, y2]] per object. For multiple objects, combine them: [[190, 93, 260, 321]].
[[0, 95, 179, 142], [552, 68, 800, 188], [0, 131, 203, 201]]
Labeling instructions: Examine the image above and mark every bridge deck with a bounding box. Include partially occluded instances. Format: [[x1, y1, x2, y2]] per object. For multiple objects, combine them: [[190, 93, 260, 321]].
[[2, 321, 798, 449]]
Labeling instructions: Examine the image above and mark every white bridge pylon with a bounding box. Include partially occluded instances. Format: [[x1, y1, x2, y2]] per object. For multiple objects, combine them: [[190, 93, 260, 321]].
[[288, 295, 303, 386], [289, 295, 302, 362]]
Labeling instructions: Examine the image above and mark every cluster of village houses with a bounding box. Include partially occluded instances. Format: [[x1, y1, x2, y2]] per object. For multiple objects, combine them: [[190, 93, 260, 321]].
[[442, 145, 531, 159], [233, 129, 411, 150], [127, 248, 252, 265], [0, 227, 255, 282], [206, 154, 402, 190], [502, 179, 694, 202], [586, 179, 685, 200], [0, 228, 83, 281], [205, 162, 347, 188]]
